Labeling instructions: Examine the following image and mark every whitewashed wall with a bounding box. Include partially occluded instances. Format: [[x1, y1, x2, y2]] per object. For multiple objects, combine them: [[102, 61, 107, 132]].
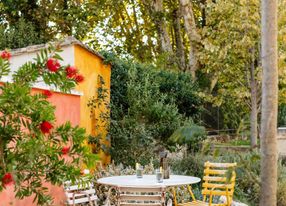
[[2, 45, 81, 95], [277, 127, 286, 156]]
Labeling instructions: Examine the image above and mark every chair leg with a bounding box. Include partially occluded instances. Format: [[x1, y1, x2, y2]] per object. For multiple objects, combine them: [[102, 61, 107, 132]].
[[172, 187, 178, 206], [187, 185, 196, 201], [73, 193, 76, 206]]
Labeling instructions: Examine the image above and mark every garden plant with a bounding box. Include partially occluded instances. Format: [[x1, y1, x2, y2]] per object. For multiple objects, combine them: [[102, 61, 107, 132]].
[[0, 46, 94, 205]]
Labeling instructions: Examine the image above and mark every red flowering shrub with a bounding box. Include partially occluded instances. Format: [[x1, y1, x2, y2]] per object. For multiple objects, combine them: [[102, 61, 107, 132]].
[[75, 74, 85, 83], [61, 146, 70, 155], [65, 66, 77, 78], [46, 58, 61, 72], [40, 121, 53, 134], [0, 50, 11, 60], [1, 173, 14, 186], [0, 45, 96, 205], [65, 66, 84, 83], [42, 90, 53, 98]]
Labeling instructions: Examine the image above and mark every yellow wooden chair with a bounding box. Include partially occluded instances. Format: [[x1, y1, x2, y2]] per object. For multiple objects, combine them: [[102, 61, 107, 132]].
[[174, 162, 237, 206]]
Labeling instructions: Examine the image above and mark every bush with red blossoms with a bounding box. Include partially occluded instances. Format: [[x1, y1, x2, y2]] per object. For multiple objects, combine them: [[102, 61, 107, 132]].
[[61, 146, 70, 155], [40, 121, 53, 134], [46, 58, 61, 72], [42, 89, 53, 98], [75, 74, 85, 83], [65, 66, 85, 83], [0, 50, 11, 60], [65, 66, 77, 78], [2, 173, 14, 187], [0, 46, 95, 205]]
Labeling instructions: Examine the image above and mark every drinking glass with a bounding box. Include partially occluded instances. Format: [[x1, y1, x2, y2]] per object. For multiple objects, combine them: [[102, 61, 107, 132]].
[[136, 166, 143, 178]]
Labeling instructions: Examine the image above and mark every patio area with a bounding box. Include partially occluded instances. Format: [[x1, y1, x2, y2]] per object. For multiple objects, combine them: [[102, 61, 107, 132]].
[[0, 0, 286, 205]]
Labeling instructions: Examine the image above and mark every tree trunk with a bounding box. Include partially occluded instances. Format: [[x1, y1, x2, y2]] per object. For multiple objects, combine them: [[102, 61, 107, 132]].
[[179, 0, 200, 78], [152, 0, 173, 54], [250, 50, 258, 148], [201, 0, 207, 27], [172, 7, 186, 71], [260, 0, 278, 205]]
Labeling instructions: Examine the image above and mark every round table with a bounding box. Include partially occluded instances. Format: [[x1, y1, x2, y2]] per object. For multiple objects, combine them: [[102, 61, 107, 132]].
[[97, 175, 201, 188], [97, 175, 201, 206]]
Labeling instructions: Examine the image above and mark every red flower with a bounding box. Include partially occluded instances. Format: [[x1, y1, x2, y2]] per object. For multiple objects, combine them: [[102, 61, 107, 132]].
[[40, 121, 53, 134], [46, 58, 61, 72], [2, 173, 14, 186], [61, 146, 70, 155], [75, 74, 84, 83], [65, 66, 77, 78], [0, 50, 11, 60], [42, 90, 52, 98]]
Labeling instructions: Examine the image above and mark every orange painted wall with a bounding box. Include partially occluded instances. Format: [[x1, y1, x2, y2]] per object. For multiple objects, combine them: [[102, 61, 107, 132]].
[[32, 88, 81, 126], [74, 45, 111, 164]]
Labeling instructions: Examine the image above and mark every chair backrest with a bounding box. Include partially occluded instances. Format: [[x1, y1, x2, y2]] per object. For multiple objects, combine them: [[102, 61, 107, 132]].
[[202, 162, 237, 202], [118, 186, 165, 206], [64, 180, 98, 206]]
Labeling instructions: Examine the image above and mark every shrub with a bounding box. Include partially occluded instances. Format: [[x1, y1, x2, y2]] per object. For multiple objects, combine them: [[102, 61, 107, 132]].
[[278, 103, 286, 126], [0, 18, 47, 50], [170, 123, 207, 153], [102, 52, 205, 166], [0, 47, 93, 205]]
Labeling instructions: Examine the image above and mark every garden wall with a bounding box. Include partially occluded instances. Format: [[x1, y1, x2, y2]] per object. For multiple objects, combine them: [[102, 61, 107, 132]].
[[278, 127, 286, 156]]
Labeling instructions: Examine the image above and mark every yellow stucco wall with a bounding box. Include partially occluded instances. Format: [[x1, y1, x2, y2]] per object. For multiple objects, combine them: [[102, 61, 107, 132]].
[[74, 45, 111, 165]]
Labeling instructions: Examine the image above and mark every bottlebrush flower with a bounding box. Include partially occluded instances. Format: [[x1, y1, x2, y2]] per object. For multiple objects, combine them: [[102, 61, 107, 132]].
[[61, 146, 70, 155], [42, 90, 52, 98], [0, 50, 11, 60], [75, 74, 84, 83], [46, 58, 61, 72], [65, 66, 77, 78], [40, 121, 53, 134], [2, 173, 14, 186]]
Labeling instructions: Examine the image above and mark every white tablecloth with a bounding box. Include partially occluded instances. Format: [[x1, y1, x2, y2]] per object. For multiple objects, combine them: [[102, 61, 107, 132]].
[[97, 175, 201, 188]]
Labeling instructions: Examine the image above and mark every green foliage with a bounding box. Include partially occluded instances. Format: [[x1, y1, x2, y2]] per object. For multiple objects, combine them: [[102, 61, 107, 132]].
[[0, 0, 99, 48], [278, 103, 286, 126], [197, 0, 260, 130], [198, 0, 286, 131], [156, 70, 203, 118], [0, 46, 92, 205], [86, 0, 205, 70], [87, 74, 110, 154], [0, 18, 45, 50], [102, 52, 204, 166], [278, 174, 286, 206], [0, 57, 10, 78], [170, 123, 206, 152]]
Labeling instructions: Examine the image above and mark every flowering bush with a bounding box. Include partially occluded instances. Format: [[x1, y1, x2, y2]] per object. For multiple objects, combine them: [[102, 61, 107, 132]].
[[0, 46, 93, 205]]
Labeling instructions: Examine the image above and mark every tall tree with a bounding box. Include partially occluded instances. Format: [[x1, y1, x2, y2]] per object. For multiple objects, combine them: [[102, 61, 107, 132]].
[[88, 0, 205, 70], [260, 0, 278, 205], [171, 1, 186, 71], [250, 48, 259, 148], [151, 0, 173, 54], [199, 0, 261, 142], [179, 0, 201, 77]]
